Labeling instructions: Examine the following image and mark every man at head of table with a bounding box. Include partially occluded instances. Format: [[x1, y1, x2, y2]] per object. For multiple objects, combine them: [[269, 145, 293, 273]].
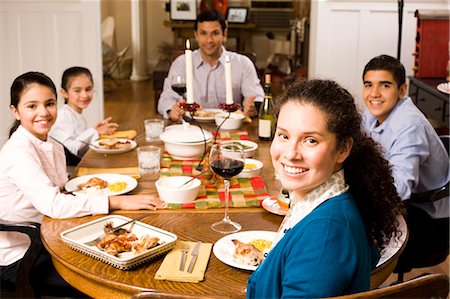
[[361, 54, 449, 272], [157, 9, 264, 122]]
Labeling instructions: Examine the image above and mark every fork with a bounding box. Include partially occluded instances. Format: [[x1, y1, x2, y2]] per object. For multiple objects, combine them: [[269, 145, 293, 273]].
[[179, 243, 190, 271], [84, 215, 146, 246]]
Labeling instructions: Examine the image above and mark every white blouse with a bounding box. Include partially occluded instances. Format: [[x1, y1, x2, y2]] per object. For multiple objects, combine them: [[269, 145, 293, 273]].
[[273, 170, 349, 247], [49, 104, 98, 157], [0, 126, 108, 266]]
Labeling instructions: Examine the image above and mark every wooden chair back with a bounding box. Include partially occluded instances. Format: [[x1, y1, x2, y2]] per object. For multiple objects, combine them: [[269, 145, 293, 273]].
[[326, 273, 449, 299]]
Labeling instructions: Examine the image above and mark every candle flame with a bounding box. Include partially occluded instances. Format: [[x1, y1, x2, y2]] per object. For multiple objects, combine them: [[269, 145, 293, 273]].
[[225, 55, 230, 63], [186, 39, 190, 50]]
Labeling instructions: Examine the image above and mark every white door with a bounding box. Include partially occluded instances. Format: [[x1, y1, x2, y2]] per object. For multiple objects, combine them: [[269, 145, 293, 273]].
[[0, 0, 103, 146]]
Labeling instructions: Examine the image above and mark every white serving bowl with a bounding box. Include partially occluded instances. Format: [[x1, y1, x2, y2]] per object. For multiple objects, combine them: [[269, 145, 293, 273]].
[[221, 140, 258, 158], [214, 112, 245, 130], [160, 123, 212, 160], [155, 176, 201, 204], [237, 158, 263, 178]]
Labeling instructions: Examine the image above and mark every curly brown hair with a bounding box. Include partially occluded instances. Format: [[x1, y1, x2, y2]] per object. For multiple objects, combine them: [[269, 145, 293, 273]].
[[275, 79, 405, 250]]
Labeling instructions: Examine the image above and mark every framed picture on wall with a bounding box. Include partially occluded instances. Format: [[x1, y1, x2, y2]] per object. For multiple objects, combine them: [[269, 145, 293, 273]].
[[170, 0, 197, 21], [226, 7, 249, 24]]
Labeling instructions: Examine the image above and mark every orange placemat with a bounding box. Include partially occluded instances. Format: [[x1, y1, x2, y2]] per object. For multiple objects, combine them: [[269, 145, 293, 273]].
[[212, 130, 250, 142], [160, 153, 268, 209]]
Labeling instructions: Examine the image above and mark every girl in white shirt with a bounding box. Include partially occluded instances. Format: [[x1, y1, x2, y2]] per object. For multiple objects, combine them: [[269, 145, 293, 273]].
[[49, 66, 119, 165], [0, 71, 162, 297]]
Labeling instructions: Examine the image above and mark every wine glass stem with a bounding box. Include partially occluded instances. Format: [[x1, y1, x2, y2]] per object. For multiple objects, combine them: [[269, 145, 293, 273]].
[[223, 179, 230, 221]]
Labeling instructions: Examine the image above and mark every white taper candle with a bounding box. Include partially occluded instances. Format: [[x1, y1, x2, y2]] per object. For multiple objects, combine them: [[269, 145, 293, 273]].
[[185, 39, 194, 104], [225, 55, 233, 104]]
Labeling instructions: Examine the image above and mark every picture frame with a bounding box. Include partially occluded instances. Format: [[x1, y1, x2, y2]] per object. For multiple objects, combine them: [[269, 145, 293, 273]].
[[170, 0, 197, 21], [226, 7, 249, 24]]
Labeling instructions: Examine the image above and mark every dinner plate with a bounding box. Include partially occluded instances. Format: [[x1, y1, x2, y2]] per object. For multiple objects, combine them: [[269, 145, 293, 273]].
[[437, 82, 450, 95], [90, 138, 137, 154], [65, 173, 138, 196], [60, 215, 177, 270], [213, 230, 277, 271], [185, 108, 223, 122], [262, 197, 287, 216]]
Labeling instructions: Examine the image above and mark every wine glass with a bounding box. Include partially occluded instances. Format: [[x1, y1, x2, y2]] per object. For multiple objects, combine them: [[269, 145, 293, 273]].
[[171, 74, 186, 97], [210, 142, 245, 234]]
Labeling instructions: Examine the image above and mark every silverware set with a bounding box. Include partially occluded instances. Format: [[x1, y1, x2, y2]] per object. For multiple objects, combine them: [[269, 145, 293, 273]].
[[180, 241, 202, 273]]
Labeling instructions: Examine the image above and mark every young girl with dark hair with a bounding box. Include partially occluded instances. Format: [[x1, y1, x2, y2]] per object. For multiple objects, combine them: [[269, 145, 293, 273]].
[[0, 71, 162, 297], [49, 66, 118, 165]]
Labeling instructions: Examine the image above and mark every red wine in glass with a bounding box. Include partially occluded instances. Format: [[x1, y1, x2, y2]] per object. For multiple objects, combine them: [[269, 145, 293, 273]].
[[211, 160, 244, 179], [171, 83, 186, 96], [210, 143, 244, 234], [171, 75, 186, 96]]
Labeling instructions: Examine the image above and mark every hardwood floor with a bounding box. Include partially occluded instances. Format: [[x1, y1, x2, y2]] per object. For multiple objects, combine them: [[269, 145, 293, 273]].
[[104, 79, 449, 289]]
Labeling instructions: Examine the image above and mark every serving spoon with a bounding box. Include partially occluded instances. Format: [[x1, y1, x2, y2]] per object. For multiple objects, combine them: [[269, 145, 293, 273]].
[[178, 170, 210, 188]]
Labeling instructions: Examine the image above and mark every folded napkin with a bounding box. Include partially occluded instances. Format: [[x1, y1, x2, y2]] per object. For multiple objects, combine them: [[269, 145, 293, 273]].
[[100, 130, 137, 140], [76, 167, 141, 179], [155, 241, 212, 283]]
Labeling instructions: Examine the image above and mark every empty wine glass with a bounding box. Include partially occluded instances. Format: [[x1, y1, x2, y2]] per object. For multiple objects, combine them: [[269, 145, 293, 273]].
[[171, 74, 186, 97], [210, 142, 245, 234]]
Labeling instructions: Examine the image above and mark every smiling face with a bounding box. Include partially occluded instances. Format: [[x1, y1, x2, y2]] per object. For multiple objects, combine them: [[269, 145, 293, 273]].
[[10, 83, 57, 141], [363, 70, 407, 124], [270, 101, 351, 200], [194, 20, 226, 63], [62, 73, 94, 113]]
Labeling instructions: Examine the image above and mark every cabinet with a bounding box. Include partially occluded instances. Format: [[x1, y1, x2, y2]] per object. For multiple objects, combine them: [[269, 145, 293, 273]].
[[409, 76, 449, 126], [163, 20, 256, 51]]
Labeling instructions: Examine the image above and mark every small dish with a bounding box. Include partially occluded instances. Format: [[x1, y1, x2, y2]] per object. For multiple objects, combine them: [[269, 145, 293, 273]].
[[214, 112, 245, 130], [237, 158, 263, 178], [262, 197, 287, 216], [220, 140, 258, 158], [90, 138, 136, 154], [155, 176, 201, 204], [437, 82, 450, 95]]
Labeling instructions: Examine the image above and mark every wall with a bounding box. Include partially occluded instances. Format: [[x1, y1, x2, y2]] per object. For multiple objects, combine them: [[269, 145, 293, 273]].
[[308, 0, 448, 108], [0, 0, 103, 147]]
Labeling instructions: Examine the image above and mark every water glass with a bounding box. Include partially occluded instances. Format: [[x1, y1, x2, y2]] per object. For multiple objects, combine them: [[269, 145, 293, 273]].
[[144, 119, 164, 142], [137, 146, 161, 175]]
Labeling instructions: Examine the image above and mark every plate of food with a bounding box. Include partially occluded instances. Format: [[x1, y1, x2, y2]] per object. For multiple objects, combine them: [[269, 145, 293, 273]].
[[262, 197, 287, 216], [65, 173, 138, 196], [90, 138, 137, 154], [185, 108, 222, 122], [213, 230, 276, 271], [437, 82, 450, 95], [60, 215, 177, 270]]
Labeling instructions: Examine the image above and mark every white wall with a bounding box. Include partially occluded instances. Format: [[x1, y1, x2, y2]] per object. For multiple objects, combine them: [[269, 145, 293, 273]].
[[0, 0, 104, 147], [308, 0, 448, 108]]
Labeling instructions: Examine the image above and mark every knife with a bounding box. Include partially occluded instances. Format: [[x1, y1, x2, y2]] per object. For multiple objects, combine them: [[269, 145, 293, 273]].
[[187, 241, 202, 273]]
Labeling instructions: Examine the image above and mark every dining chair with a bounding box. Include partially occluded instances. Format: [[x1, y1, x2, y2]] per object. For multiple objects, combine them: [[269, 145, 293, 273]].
[[103, 45, 129, 92], [0, 219, 42, 298], [393, 134, 449, 282], [131, 291, 228, 299], [325, 273, 449, 299]]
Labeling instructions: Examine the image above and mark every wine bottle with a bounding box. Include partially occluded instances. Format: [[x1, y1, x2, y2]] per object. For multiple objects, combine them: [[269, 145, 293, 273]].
[[258, 74, 276, 141]]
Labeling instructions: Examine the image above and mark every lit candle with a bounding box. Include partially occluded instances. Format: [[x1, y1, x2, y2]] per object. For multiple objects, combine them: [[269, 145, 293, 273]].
[[225, 55, 233, 104], [185, 39, 194, 104]]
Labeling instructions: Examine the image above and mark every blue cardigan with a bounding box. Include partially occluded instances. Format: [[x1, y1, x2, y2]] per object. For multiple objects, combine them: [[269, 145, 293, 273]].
[[247, 192, 379, 298]]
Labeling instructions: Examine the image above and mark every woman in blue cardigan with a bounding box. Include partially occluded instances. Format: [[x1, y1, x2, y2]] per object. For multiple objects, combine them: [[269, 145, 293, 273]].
[[247, 79, 405, 298]]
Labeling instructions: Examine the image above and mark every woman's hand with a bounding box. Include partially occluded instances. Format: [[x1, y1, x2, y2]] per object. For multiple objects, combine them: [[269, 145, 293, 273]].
[[96, 117, 119, 135], [108, 195, 165, 211]]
